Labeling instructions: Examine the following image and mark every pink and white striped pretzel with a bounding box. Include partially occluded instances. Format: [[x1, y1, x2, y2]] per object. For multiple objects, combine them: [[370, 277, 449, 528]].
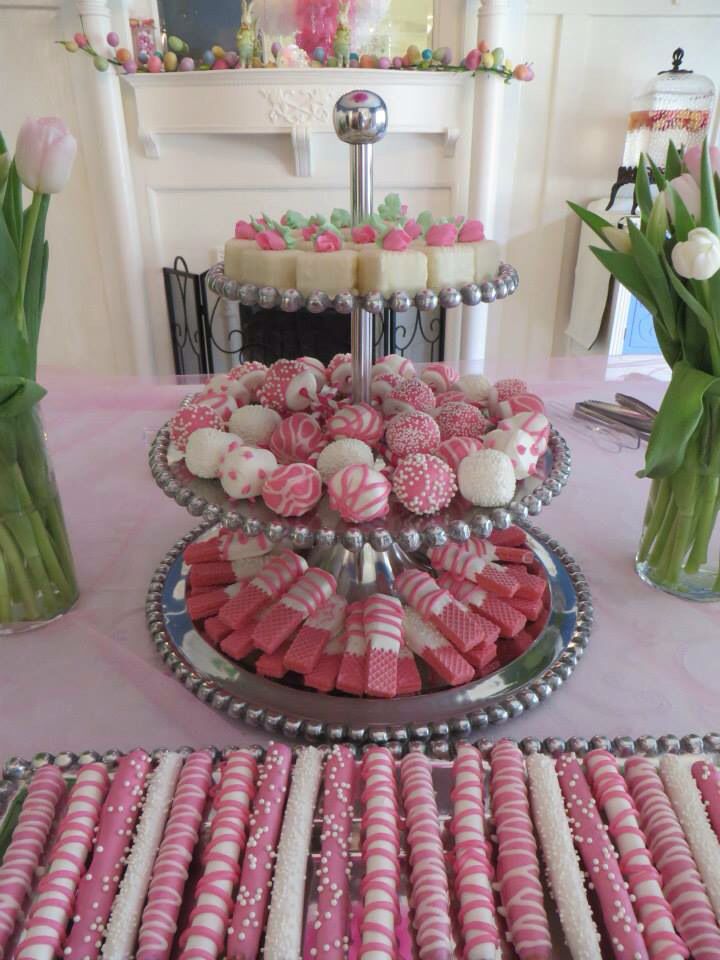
[[395, 570, 492, 655], [451, 744, 499, 960], [0, 765, 66, 959], [584, 750, 687, 960], [455, 537, 534, 566], [284, 595, 347, 675], [136, 752, 214, 960], [400, 753, 454, 960], [252, 568, 337, 654], [16, 763, 110, 960], [489, 741, 551, 960], [178, 751, 257, 960], [692, 760, 720, 843]]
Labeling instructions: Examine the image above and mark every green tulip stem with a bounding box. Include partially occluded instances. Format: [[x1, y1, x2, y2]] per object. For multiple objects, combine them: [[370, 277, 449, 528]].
[[0, 523, 38, 620], [11, 463, 72, 600], [647, 495, 678, 570], [637, 478, 671, 562], [0, 548, 10, 624], [15, 192, 43, 340], [686, 477, 720, 573]]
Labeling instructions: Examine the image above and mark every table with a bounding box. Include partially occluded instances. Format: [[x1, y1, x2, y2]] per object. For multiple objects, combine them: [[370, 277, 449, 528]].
[[2, 359, 717, 762]]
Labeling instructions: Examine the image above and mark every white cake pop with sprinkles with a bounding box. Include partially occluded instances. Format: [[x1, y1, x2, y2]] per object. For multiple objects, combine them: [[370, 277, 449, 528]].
[[457, 374, 492, 405], [457, 448, 516, 506], [185, 428, 235, 479], [228, 405, 281, 447], [316, 438, 374, 483]]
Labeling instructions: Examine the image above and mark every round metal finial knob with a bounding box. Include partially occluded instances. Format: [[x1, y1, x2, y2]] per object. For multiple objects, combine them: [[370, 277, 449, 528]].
[[333, 90, 388, 145]]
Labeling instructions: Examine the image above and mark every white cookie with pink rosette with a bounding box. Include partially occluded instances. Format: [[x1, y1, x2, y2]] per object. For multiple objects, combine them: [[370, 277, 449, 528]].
[[483, 428, 539, 480]]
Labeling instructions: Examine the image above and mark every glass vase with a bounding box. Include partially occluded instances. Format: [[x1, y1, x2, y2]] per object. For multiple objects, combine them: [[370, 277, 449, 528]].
[[0, 405, 78, 631]]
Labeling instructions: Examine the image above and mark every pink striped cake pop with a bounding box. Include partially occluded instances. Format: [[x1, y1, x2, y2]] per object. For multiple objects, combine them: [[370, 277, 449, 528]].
[[0, 765, 66, 959], [261, 463, 322, 517], [195, 389, 237, 422], [226, 743, 292, 960], [363, 594, 404, 698], [258, 359, 318, 414], [372, 354, 416, 380], [228, 361, 268, 404], [584, 750, 687, 960], [556, 754, 648, 960], [303, 631, 347, 692], [328, 354, 354, 395], [440, 575, 526, 638], [392, 453, 457, 515], [503, 411, 550, 454], [335, 602, 368, 696], [383, 379, 436, 417], [692, 760, 720, 841], [65, 750, 152, 960], [402, 608, 474, 686], [269, 413, 325, 464], [397, 643, 422, 695], [299, 356, 327, 388], [370, 373, 402, 405], [625, 756, 720, 960], [136, 752, 214, 960], [169, 405, 223, 452], [228, 405, 281, 448], [385, 412, 440, 458], [328, 464, 391, 523], [496, 393, 546, 420], [360, 748, 401, 960], [219, 550, 307, 629], [484, 428, 540, 480], [252, 568, 337, 653], [435, 437, 483, 472], [435, 402, 489, 441], [327, 403, 384, 445], [284, 595, 347, 674], [490, 741, 552, 960], [451, 744, 499, 960], [178, 751, 257, 960], [16, 763, 110, 960], [421, 362, 459, 395], [396, 569, 495, 653], [218, 444, 278, 499]]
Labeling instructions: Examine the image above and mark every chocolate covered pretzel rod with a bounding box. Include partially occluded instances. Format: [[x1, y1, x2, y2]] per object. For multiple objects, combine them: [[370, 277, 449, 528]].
[[692, 760, 720, 842], [0, 766, 66, 959], [252, 568, 337, 654]]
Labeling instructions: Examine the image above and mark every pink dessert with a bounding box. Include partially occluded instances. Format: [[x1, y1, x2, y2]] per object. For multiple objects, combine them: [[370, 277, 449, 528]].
[[420, 362, 459, 394], [252, 568, 337, 653], [195, 388, 237, 422], [428, 543, 520, 599], [328, 464, 391, 523], [283, 595, 347, 674], [396, 569, 494, 655], [261, 463, 323, 517], [170, 405, 224, 452], [227, 361, 268, 405], [435, 402, 488, 441], [352, 224, 379, 244], [692, 760, 720, 841], [385, 412, 440, 458], [383, 379, 436, 417], [327, 402, 384, 445], [269, 413, 326, 464], [402, 609, 474, 687], [458, 219, 485, 243], [327, 353, 354, 395], [235, 220, 257, 240], [435, 436, 484, 472], [219, 551, 307, 629], [363, 594, 404, 698], [335, 602, 368, 696], [426, 222, 458, 246], [392, 453, 457, 515], [258, 359, 318, 414]]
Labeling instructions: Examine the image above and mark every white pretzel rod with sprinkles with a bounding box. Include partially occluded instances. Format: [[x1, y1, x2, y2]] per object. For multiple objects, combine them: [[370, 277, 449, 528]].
[[0, 765, 66, 959], [526, 754, 601, 960], [450, 744, 499, 960], [584, 750, 687, 960], [226, 743, 292, 960], [263, 747, 323, 960], [178, 750, 257, 960], [102, 753, 183, 960], [136, 751, 214, 960], [624, 756, 720, 960], [489, 741, 552, 960], [16, 763, 110, 960], [400, 753, 454, 960], [659, 756, 720, 924]]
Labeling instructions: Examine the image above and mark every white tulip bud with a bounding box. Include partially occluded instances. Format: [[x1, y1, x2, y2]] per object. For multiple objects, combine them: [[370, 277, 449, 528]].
[[671, 227, 720, 281]]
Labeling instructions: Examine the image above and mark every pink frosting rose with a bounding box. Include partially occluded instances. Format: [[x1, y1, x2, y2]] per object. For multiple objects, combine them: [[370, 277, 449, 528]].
[[458, 219, 485, 243], [315, 230, 342, 252], [426, 223, 458, 247], [302, 224, 319, 241], [352, 224, 378, 244], [382, 228, 412, 252], [256, 230, 287, 251], [235, 220, 256, 240], [404, 219, 422, 240]]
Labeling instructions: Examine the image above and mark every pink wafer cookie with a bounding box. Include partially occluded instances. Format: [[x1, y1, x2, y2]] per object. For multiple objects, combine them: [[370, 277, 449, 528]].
[[315, 746, 356, 960], [252, 568, 337, 654], [625, 757, 720, 960], [178, 751, 257, 960], [489, 741, 551, 960], [16, 764, 110, 960], [226, 744, 292, 960], [464, 639, 498, 672], [65, 750, 152, 960], [403, 609, 474, 687], [136, 752, 214, 960], [335, 602, 367, 696], [556, 754, 647, 960], [439, 575, 526, 638], [692, 761, 720, 842], [506, 594, 544, 621], [428, 544, 518, 599], [304, 631, 346, 692], [363, 595, 404, 699], [504, 564, 547, 601], [203, 616, 231, 647], [219, 551, 307, 629], [451, 744, 499, 960], [397, 644, 422, 695], [255, 640, 292, 679], [0, 766, 66, 959], [360, 748, 401, 960], [283, 595, 347, 674], [395, 569, 493, 654], [184, 530, 270, 565], [584, 750, 687, 960], [400, 753, 454, 960], [189, 561, 236, 589], [461, 538, 534, 565], [219, 621, 257, 661], [187, 583, 240, 622], [489, 527, 527, 547]]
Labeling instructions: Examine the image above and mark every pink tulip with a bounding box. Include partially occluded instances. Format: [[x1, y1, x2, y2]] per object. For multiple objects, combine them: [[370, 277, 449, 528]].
[[15, 117, 76, 194], [683, 144, 720, 185], [666, 173, 701, 222]]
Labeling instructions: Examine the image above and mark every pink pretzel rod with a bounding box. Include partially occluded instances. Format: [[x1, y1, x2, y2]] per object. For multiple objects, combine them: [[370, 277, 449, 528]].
[[315, 746, 356, 960], [0, 766, 66, 959], [395, 570, 495, 654], [178, 751, 257, 960], [438, 575, 526, 639], [335, 602, 367, 696], [252, 568, 337, 654], [136, 752, 214, 960], [219, 551, 307, 629], [184, 530, 270, 565], [15, 763, 110, 960], [489, 742, 551, 960], [400, 753, 454, 960], [64, 750, 152, 960], [427, 546, 518, 599], [692, 761, 720, 842], [556, 755, 648, 960], [459, 537, 534, 566], [451, 744, 499, 960], [624, 757, 720, 960], [360, 748, 401, 960], [226, 743, 292, 960], [584, 750, 687, 960]]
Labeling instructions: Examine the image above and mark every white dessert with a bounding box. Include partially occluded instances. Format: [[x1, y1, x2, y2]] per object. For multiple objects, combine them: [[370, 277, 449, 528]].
[[462, 238, 501, 283], [296, 250, 358, 296], [425, 245, 475, 290], [224, 239, 255, 281], [230, 247, 298, 290], [357, 249, 428, 297]]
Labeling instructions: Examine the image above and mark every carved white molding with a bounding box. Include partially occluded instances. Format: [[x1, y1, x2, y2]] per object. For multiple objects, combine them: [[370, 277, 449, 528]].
[[291, 124, 313, 178], [261, 87, 333, 127], [138, 129, 160, 159], [443, 127, 461, 158]]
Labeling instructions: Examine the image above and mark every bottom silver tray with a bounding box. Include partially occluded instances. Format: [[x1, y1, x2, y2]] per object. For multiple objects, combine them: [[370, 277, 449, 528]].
[[145, 522, 594, 746]]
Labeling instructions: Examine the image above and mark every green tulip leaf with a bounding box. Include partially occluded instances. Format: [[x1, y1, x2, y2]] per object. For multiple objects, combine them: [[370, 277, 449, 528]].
[[666, 141, 682, 180], [635, 157, 653, 224], [2, 163, 22, 254], [647, 155, 667, 192], [0, 209, 19, 307], [627, 221, 676, 336], [700, 140, 720, 235], [590, 245, 657, 316], [664, 183, 694, 241], [662, 252, 714, 330], [646, 193, 668, 252], [0, 376, 46, 419], [567, 201, 614, 245]]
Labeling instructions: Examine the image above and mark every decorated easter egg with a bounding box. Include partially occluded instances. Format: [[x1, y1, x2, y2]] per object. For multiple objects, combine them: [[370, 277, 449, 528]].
[[93, 56, 110, 71], [147, 54, 163, 72], [392, 56, 403, 69], [202, 49, 215, 66], [422, 48, 433, 60], [378, 56, 391, 69], [164, 52, 178, 71], [168, 35, 184, 53], [433, 46, 452, 65], [116, 47, 132, 63], [225, 51, 239, 67], [465, 48, 481, 71], [313, 46, 326, 62], [74, 32, 89, 47], [359, 54, 377, 68], [123, 59, 138, 73], [106, 31, 119, 47], [138, 51, 149, 64], [492, 47, 505, 67], [178, 56, 195, 71], [211, 45, 225, 58], [271, 41, 281, 57], [480, 51, 494, 69], [406, 45, 422, 65]]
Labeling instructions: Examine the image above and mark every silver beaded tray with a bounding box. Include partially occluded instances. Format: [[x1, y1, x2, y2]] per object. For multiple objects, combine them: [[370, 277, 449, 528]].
[[205, 261, 519, 313], [145, 521, 593, 746]]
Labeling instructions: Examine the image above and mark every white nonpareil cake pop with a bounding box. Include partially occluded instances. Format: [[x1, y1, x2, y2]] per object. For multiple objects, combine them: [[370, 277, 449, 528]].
[[457, 448, 516, 506], [219, 444, 278, 499], [228, 405, 282, 447], [185, 428, 235, 479], [316, 438, 374, 482], [457, 374, 492, 405]]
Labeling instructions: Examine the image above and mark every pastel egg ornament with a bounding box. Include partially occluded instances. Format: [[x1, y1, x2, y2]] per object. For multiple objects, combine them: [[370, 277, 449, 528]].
[[106, 31, 120, 47], [178, 56, 195, 71], [147, 54, 163, 73]]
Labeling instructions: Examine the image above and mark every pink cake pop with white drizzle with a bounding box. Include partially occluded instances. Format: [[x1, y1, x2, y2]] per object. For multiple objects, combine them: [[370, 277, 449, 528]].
[[584, 750, 687, 960], [335, 601, 368, 696], [226, 743, 292, 960], [402, 608, 473, 687], [195, 388, 237, 422], [327, 403, 384, 446], [400, 753, 454, 960], [0, 765, 66, 960], [136, 752, 214, 960], [385, 412, 440, 458], [392, 453, 457, 515], [16, 763, 110, 960], [227, 361, 268, 404], [269, 413, 325, 464], [218, 550, 307, 629], [435, 402, 489, 441], [503, 411, 550, 456], [451, 744, 499, 960], [556, 754, 648, 960], [360, 748, 401, 960], [328, 353, 354, 395], [372, 354, 416, 380], [252, 568, 337, 653], [383, 378, 436, 417], [65, 750, 152, 960], [363, 594, 404, 698], [428, 543, 519, 598], [169, 405, 223, 452], [624, 756, 720, 960], [328, 464, 391, 523], [421, 362, 459, 395], [496, 393, 545, 420], [284, 595, 347, 674], [261, 463, 322, 517], [435, 437, 483, 472], [218, 444, 277, 499], [489, 741, 552, 960], [692, 760, 720, 841], [396, 569, 497, 653], [258, 359, 318, 414], [178, 751, 257, 960]]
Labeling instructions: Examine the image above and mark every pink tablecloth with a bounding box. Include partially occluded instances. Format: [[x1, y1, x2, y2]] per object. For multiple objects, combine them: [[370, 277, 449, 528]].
[[1, 359, 717, 761]]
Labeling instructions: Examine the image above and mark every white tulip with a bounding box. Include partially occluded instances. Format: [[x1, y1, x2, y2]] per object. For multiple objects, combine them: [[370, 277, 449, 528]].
[[671, 227, 720, 281], [602, 226, 632, 254], [15, 117, 76, 194]]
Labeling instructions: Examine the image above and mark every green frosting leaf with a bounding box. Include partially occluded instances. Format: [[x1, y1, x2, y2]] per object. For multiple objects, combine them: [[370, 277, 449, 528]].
[[330, 208, 351, 229], [282, 210, 308, 229], [378, 193, 403, 221], [417, 210, 434, 234]]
